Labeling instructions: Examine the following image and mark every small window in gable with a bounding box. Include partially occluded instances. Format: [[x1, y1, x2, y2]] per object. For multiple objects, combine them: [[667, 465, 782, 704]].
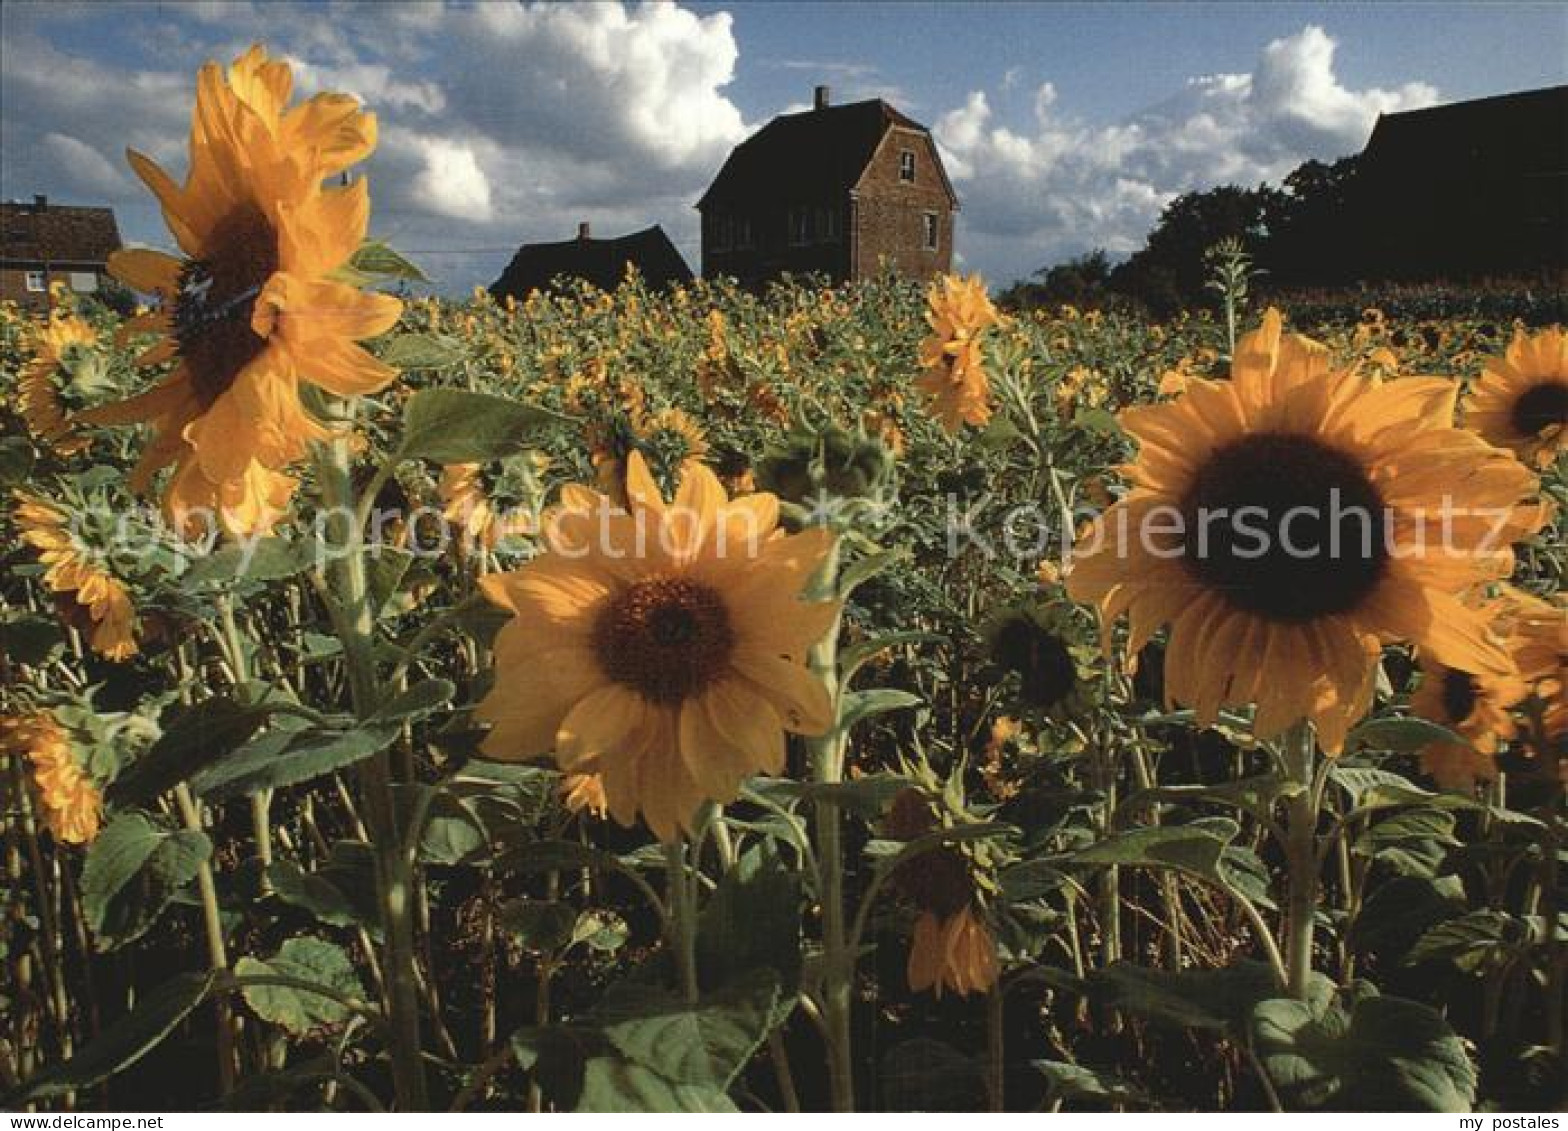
[[899, 150, 916, 182], [923, 212, 939, 251]]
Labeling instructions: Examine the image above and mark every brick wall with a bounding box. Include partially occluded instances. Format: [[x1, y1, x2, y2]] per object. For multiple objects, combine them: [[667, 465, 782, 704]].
[[851, 127, 954, 282], [0, 265, 107, 312]]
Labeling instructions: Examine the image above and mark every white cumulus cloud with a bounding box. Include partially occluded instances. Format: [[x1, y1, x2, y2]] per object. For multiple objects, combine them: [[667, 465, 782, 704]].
[[935, 25, 1439, 284]]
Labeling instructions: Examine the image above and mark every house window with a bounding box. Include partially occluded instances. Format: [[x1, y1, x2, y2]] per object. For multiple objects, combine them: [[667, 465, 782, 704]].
[[69, 271, 98, 293], [788, 207, 811, 246], [711, 214, 733, 252], [815, 206, 840, 243], [923, 212, 939, 250], [899, 150, 916, 182], [24, 270, 46, 292], [735, 217, 754, 249]]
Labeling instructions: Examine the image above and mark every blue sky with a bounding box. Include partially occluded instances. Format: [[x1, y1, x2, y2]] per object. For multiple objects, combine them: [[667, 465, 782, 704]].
[[2, 1, 1563, 291]]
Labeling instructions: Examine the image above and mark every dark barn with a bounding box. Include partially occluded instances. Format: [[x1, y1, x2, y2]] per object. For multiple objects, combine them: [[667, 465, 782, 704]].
[[489, 223, 693, 301], [698, 86, 958, 289], [1352, 85, 1567, 281]]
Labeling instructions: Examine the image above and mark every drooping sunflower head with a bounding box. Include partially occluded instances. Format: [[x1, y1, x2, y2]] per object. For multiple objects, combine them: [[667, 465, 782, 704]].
[[755, 420, 895, 506], [916, 273, 1002, 433], [1464, 326, 1568, 468], [1066, 308, 1542, 753], [12, 491, 139, 662], [18, 313, 100, 455], [1, 711, 103, 845], [76, 44, 402, 537], [475, 452, 840, 841], [983, 602, 1095, 719]]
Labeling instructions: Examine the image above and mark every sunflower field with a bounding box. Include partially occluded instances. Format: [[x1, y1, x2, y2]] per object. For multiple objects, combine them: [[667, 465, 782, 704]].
[[2, 48, 1566, 1115]]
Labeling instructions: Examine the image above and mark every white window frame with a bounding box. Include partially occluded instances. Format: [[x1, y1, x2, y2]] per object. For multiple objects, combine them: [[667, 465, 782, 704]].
[[788, 206, 811, 246], [24, 269, 46, 292], [69, 271, 98, 293], [923, 211, 939, 251], [899, 150, 916, 183]]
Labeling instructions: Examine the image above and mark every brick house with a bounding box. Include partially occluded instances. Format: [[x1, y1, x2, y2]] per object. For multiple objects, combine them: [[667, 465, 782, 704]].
[[697, 87, 958, 288], [490, 222, 693, 301], [0, 196, 123, 311]]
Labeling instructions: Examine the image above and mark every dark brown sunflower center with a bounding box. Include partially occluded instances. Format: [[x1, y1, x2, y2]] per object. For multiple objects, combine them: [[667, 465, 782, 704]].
[[591, 576, 735, 703], [173, 204, 278, 409], [896, 846, 972, 919], [1510, 380, 1568, 438], [1178, 432, 1388, 623], [993, 619, 1077, 707], [1440, 668, 1480, 724]]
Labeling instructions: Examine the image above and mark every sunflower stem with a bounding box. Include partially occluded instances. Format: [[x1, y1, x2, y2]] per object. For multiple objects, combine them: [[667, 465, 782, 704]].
[[804, 538, 855, 1113], [315, 428, 429, 1111], [664, 839, 700, 1003], [1281, 721, 1321, 1000]]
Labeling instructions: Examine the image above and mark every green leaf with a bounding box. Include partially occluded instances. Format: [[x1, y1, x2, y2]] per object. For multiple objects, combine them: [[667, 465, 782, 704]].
[[1074, 819, 1239, 882], [0, 435, 36, 488], [1331, 766, 1479, 813], [417, 788, 488, 866], [235, 937, 364, 1036], [9, 971, 214, 1100], [1406, 910, 1522, 973], [81, 812, 212, 949], [696, 842, 802, 997], [265, 860, 364, 929], [182, 537, 310, 587], [2, 611, 65, 666], [192, 721, 398, 802], [839, 630, 945, 683], [1251, 993, 1477, 1111], [838, 688, 922, 733], [398, 388, 568, 463], [109, 697, 269, 806], [572, 909, 630, 953], [1032, 1059, 1146, 1105], [498, 899, 579, 953], [836, 549, 907, 597], [371, 677, 455, 723], [365, 547, 415, 617], [1127, 774, 1303, 824], [1087, 959, 1298, 1031], [1351, 873, 1466, 959], [1346, 716, 1467, 754], [348, 239, 429, 282], [513, 971, 778, 1112], [380, 332, 465, 371], [594, 969, 779, 1095]]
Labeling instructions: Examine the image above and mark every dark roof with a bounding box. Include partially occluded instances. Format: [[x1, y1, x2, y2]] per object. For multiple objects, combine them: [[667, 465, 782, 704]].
[[698, 99, 943, 210], [0, 198, 122, 265], [489, 225, 693, 299], [1362, 85, 1567, 176]]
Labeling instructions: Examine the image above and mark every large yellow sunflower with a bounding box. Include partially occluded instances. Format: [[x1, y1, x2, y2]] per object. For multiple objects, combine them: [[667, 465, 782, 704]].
[[1464, 326, 1568, 468], [1, 712, 102, 845], [916, 274, 1002, 433], [77, 45, 402, 535], [1066, 309, 1541, 753], [474, 451, 838, 841], [18, 313, 96, 455], [13, 493, 138, 661]]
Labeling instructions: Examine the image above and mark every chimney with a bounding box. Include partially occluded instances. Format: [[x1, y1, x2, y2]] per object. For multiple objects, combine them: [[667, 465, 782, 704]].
[[32, 194, 47, 211], [813, 85, 830, 111], [577, 221, 591, 240]]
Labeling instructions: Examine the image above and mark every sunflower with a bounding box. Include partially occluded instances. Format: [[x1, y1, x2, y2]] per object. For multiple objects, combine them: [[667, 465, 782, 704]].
[[18, 313, 96, 454], [984, 603, 1095, 718], [1464, 326, 1568, 468], [13, 493, 138, 661], [1410, 603, 1530, 790], [75, 45, 402, 536], [884, 788, 1000, 998], [439, 463, 532, 552], [1500, 586, 1567, 774], [1066, 309, 1541, 753], [474, 451, 838, 841], [1, 712, 102, 845], [915, 274, 1002, 433]]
